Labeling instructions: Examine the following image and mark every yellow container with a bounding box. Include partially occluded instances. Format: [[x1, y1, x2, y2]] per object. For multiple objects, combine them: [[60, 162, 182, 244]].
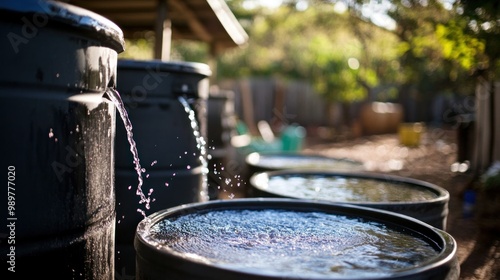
[[399, 122, 425, 147]]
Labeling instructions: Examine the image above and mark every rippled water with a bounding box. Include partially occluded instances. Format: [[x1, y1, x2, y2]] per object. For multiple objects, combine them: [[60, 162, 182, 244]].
[[263, 174, 438, 202], [147, 209, 438, 278]]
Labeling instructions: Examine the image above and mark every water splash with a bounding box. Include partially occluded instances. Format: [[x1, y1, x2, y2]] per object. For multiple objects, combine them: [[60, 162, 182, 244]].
[[178, 96, 209, 200], [106, 88, 150, 217]]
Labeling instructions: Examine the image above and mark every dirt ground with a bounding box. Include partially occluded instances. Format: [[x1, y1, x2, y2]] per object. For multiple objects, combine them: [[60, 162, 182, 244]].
[[299, 127, 500, 280]]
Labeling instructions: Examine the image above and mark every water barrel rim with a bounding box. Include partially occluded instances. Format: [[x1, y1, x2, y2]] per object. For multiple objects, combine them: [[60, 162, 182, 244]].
[[135, 198, 457, 280], [0, 0, 124, 52], [249, 169, 450, 206], [245, 152, 365, 170], [118, 59, 212, 77]]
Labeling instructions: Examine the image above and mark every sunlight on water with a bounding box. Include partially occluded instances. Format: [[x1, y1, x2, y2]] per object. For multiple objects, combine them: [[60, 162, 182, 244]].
[[255, 174, 439, 202], [147, 209, 439, 278]]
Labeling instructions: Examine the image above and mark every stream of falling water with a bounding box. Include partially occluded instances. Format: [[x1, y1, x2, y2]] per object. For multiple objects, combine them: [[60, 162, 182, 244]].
[[178, 95, 209, 201], [107, 88, 209, 220], [107, 88, 150, 217]]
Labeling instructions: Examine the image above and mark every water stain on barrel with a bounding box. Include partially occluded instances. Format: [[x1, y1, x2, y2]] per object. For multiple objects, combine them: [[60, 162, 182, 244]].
[[0, 0, 124, 278]]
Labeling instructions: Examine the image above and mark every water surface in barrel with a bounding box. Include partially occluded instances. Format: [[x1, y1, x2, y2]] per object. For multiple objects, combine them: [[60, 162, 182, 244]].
[[263, 174, 438, 202], [146, 209, 439, 278], [253, 155, 363, 170]]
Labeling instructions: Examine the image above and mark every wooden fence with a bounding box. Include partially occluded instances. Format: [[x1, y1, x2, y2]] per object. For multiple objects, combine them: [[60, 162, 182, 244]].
[[217, 77, 499, 172], [218, 78, 345, 134], [473, 80, 500, 173]]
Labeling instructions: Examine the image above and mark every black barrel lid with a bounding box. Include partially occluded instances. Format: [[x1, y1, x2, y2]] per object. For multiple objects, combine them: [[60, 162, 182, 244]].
[[118, 59, 212, 77], [0, 0, 124, 52]]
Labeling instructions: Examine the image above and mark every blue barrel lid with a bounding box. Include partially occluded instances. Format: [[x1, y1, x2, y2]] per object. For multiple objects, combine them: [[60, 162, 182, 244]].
[[118, 59, 212, 78], [0, 0, 124, 52]]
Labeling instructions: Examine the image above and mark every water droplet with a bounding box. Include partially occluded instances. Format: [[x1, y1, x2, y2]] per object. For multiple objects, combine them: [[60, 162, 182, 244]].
[[165, 182, 169, 187], [151, 160, 158, 166], [187, 165, 191, 170], [48, 128, 54, 138]]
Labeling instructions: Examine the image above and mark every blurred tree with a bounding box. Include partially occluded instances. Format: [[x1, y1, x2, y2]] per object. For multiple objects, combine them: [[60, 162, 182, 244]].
[[218, 2, 401, 103], [118, 31, 155, 60], [119, 0, 498, 121], [457, 0, 500, 79]]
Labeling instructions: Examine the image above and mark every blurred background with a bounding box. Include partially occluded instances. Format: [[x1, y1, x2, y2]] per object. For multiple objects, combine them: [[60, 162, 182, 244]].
[[113, 0, 499, 169]]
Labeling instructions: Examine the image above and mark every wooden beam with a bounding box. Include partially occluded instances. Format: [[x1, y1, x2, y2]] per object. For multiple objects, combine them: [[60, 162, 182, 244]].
[[102, 12, 157, 24], [155, 0, 171, 60], [70, 0, 157, 11], [169, 0, 212, 43]]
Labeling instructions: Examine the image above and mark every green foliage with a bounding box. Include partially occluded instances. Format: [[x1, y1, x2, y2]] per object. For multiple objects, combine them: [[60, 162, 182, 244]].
[[436, 20, 486, 70], [118, 0, 498, 104], [119, 36, 154, 60], [217, 3, 401, 102], [484, 172, 500, 191], [170, 40, 209, 63], [456, 0, 500, 79], [481, 162, 500, 191]]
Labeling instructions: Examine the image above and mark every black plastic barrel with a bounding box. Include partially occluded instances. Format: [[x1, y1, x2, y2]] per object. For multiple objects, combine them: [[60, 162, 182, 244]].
[[244, 152, 365, 197], [135, 198, 459, 280], [245, 152, 365, 174], [114, 59, 211, 276], [250, 170, 450, 230], [206, 89, 236, 150], [0, 0, 124, 278]]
